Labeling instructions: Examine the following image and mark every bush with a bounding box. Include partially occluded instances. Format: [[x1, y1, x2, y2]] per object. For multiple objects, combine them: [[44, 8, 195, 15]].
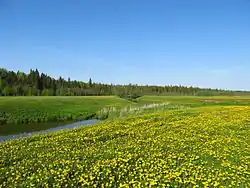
[[118, 93, 141, 101]]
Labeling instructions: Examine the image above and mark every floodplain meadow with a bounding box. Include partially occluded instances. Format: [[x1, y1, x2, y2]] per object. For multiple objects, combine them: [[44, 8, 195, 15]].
[[0, 105, 249, 187]]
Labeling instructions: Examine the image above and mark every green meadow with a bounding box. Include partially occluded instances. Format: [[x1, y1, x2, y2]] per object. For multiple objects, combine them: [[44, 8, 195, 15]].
[[2, 95, 250, 135], [0, 104, 249, 187], [138, 95, 250, 106], [0, 96, 132, 134]]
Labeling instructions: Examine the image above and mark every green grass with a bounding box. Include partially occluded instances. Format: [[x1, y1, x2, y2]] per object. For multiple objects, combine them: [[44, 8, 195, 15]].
[[95, 102, 188, 120], [0, 106, 249, 187], [138, 95, 250, 106], [95, 95, 250, 121], [2, 95, 250, 135], [0, 96, 133, 134]]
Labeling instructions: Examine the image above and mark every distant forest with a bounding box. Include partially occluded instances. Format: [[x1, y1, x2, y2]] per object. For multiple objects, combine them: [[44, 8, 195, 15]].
[[0, 68, 249, 97]]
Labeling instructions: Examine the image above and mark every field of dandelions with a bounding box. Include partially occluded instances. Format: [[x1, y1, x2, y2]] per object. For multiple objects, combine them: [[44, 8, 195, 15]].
[[0, 104, 249, 187]]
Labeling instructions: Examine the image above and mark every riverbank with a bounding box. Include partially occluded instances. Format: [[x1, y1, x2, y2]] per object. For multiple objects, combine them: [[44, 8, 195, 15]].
[[0, 96, 133, 134], [2, 95, 250, 135], [0, 119, 101, 143]]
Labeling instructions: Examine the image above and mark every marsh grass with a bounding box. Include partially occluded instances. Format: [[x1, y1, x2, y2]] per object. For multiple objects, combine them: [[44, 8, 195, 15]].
[[0, 96, 133, 134], [0, 96, 132, 125], [96, 102, 189, 119]]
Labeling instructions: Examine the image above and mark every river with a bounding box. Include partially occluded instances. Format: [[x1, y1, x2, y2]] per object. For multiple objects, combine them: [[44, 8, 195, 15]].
[[0, 119, 101, 143]]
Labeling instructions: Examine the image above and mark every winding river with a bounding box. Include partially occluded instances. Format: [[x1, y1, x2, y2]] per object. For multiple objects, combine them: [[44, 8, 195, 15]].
[[0, 119, 101, 143]]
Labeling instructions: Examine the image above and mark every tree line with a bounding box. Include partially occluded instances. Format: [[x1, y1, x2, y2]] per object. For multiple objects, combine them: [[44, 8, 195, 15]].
[[0, 68, 248, 96]]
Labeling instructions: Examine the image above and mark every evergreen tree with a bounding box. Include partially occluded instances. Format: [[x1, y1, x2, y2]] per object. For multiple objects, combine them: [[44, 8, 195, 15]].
[[88, 78, 92, 87]]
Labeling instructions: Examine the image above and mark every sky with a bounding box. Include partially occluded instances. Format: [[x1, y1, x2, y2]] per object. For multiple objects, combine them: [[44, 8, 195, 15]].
[[0, 0, 250, 90]]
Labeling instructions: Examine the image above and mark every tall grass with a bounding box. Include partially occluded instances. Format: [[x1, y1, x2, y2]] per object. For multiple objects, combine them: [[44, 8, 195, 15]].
[[96, 102, 188, 119]]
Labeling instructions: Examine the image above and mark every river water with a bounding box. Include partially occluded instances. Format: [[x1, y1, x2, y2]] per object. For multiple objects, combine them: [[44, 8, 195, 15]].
[[0, 119, 101, 143]]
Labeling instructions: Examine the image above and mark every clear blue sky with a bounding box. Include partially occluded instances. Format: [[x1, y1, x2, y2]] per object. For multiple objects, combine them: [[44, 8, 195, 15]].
[[1, 0, 250, 90]]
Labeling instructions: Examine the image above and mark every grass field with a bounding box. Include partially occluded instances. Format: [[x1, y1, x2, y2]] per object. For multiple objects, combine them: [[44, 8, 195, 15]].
[[0, 105, 249, 187], [138, 95, 250, 106], [0, 96, 133, 134], [95, 95, 250, 120], [2, 95, 250, 135]]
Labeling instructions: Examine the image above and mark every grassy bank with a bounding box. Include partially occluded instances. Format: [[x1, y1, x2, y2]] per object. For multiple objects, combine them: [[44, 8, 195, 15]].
[[1, 95, 250, 135], [95, 95, 250, 120], [0, 96, 133, 133], [138, 95, 250, 106], [95, 102, 188, 119], [1, 106, 249, 187], [2, 96, 250, 125]]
